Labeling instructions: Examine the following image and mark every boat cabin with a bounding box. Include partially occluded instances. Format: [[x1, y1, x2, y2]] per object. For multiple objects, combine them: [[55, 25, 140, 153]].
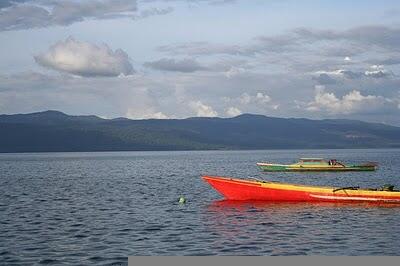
[[298, 158, 344, 166], [298, 158, 327, 165]]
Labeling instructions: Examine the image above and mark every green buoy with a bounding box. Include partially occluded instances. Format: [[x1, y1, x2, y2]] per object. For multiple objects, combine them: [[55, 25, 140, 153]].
[[179, 196, 186, 204]]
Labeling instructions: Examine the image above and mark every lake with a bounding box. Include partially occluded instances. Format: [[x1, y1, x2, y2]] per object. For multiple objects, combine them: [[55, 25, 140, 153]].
[[1, 149, 400, 264]]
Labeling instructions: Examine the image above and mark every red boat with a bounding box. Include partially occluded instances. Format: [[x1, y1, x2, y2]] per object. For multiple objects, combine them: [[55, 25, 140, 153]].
[[202, 175, 400, 203]]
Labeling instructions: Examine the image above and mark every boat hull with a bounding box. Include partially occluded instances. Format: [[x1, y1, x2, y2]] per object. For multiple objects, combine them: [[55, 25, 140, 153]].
[[202, 176, 400, 203], [256, 163, 376, 172]]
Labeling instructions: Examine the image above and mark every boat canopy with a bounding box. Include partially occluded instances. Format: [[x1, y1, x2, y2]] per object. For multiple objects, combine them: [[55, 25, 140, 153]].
[[299, 158, 325, 162]]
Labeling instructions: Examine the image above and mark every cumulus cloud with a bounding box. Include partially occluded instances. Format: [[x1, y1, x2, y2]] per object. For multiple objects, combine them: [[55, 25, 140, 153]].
[[0, 71, 175, 119], [313, 65, 393, 83], [144, 58, 206, 72], [226, 106, 242, 117], [239, 92, 271, 105], [34, 37, 134, 77], [189, 101, 218, 117], [307, 86, 396, 114], [126, 107, 168, 119], [221, 92, 278, 113], [1, 69, 399, 124], [224, 67, 247, 78], [364, 65, 392, 78], [314, 69, 344, 76]]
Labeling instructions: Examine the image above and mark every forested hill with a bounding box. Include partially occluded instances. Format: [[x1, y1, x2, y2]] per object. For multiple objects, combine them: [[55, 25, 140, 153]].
[[1, 110, 400, 152]]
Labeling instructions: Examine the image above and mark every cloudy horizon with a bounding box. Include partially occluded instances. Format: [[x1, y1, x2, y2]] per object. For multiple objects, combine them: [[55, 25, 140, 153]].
[[1, 0, 400, 125]]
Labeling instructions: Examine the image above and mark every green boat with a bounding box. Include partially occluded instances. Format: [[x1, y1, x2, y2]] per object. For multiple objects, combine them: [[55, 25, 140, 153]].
[[257, 158, 378, 172]]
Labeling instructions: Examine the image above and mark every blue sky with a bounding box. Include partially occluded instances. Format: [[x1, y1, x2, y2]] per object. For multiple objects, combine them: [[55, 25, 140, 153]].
[[0, 0, 400, 125]]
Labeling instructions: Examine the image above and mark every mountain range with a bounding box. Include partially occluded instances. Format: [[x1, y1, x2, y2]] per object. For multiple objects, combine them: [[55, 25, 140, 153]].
[[1, 110, 399, 152]]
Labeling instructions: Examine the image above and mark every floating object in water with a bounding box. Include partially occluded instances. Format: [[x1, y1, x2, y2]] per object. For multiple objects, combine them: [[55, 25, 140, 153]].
[[202, 175, 400, 203], [257, 158, 378, 172], [178, 196, 186, 204]]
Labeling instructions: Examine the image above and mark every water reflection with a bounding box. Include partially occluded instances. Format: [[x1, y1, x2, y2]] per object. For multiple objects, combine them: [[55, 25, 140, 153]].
[[201, 200, 400, 255], [208, 199, 400, 210]]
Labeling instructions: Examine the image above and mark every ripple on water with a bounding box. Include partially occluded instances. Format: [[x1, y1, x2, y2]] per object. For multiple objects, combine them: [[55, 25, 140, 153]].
[[1, 149, 400, 262]]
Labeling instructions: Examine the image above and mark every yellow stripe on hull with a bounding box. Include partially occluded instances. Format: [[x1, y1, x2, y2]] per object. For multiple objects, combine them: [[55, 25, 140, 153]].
[[260, 181, 400, 197]]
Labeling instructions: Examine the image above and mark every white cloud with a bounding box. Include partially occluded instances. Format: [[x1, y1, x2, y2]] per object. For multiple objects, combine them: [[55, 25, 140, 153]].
[[314, 66, 392, 80], [224, 67, 246, 78], [315, 69, 346, 76], [189, 101, 218, 117], [126, 108, 168, 119], [1, 69, 399, 125], [239, 93, 251, 104], [364, 65, 391, 78], [226, 106, 242, 117], [271, 104, 280, 110], [221, 91, 278, 114], [256, 92, 271, 103], [371, 65, 384, 70], [239, 92, 271, 105], [34, 37, 134, 77], [307, 86, 392, 114]]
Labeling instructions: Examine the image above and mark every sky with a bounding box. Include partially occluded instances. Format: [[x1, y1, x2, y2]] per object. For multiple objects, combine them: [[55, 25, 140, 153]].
[[0, 0, 400, 125]]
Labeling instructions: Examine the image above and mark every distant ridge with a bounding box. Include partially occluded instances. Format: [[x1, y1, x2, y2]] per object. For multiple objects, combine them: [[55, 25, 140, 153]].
[[1, 110, 400, 152], [0, 110, 103, 125]]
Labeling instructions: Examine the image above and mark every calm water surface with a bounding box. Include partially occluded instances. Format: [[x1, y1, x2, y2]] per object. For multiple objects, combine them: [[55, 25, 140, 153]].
[[1, 149, 400, 264]]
